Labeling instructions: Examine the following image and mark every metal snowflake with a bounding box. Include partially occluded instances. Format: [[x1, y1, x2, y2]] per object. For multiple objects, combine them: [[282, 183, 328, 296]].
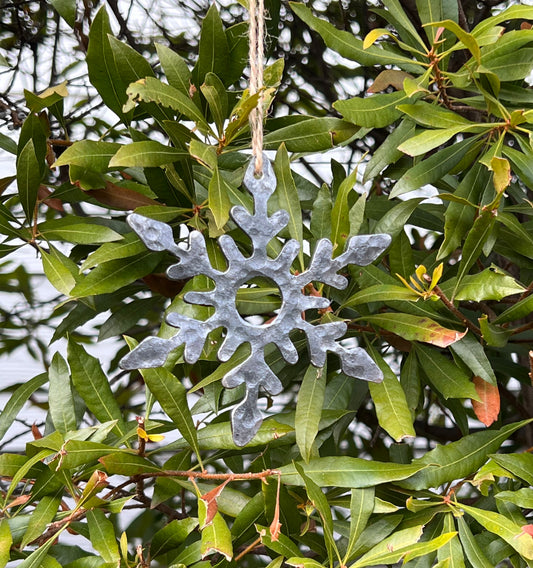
[[120, 156, 391, 446]]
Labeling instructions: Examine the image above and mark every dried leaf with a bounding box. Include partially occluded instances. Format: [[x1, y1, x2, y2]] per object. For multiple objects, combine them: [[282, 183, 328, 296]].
[[200, 479, 231, 527], [472, 376, 500, 427], [269, 475, 282, 542]]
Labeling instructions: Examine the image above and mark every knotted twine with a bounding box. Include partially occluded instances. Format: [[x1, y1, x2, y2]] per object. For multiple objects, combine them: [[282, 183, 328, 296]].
[[248, 0, 265, 176]]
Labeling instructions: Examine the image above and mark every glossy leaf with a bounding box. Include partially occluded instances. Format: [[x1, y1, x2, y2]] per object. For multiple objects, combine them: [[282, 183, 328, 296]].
[[459, 503, 533, 559], [295, 364, 326, 463], [280, 456, 425, 487], [140, 367, 201, 462], [208, 167, 232, 229], [415, 344, 479, 400], [67, 338, 128, 438], [48, 352, 77, 434], [364, 313, 466, 348], [400, 420, 532, 490], [109, 141, 188, 168], [17, 139, 41, 222], [449, 332, 496, 385], [368, 347, 415, 441], [335, 91, 411, 129], [87, 509, 120, 564], [274, 143, 304, 269], [0, 374, 48, 442]]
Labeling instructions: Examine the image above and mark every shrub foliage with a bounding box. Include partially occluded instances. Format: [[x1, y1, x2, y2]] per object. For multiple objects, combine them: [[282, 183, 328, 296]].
[[1, 1, 533, 567]]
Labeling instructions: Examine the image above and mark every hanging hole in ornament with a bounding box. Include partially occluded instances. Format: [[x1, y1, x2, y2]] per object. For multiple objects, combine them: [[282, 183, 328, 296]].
[[235, 276, 282, 324]]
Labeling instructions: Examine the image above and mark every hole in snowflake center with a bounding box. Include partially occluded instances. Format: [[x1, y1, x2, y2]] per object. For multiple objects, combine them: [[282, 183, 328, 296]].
[[236, 277, 282, 326]]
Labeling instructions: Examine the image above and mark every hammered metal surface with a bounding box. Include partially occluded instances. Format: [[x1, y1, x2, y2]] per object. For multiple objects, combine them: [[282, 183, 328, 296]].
[[120, 155, 392, 446]]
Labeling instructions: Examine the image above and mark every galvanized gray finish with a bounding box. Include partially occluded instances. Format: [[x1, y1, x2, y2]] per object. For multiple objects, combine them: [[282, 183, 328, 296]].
[[120, 155, 391, 446]]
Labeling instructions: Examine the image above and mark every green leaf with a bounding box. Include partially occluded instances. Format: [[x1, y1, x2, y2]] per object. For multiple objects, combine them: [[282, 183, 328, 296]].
[[483, 49, 533, 81], [399, 127, 475, 157], [279, 456, 425, 487], [364, 313, 466, 348], [24, 81, 68, 114], [38, 219, 123, 245], [334, 91, 412, 129], [368, 347, 416, 441], [173, 417, 293, 451], [17, 526, 67, 568], [208, 167, 232, 229], [352, 526, 424, 568], [415, 343, 478, 400], [108, 35, 155, 85], [364, 118, 415, 181], [296, 364, 326, 463], [264, 118, 360, 152], [294, 462, 339, 565], [456, 515, 493, 568], [478, 315, 512, 348], [21, 495, 61, 549], [156, 43, 191, 94], [140, 367, 201, 463], [0, 132, 17, 155], [493, 294, 533, 325], [391, 136, 482, 199], [201, 73, 228, 135], [0, 518, 12, 567], [86, 7, 129, 120], [374, 198, 423, 239], [496, 488, 533, 509], [99, 452, 161, 475], [399, 419, 532, 490], [87, 509, 120, 564], [124, 77, 210, 133], [290, 2, 424, 71], [198, 501, 233, 561], [491, 453, 533, 486], [330, 166, 358, 255], [449, 332, 496, 385], [41, 247, 76, 296], [194, 3, 229, 85], [343, 488, 375, 564], [256, 524, 301, 558], [71, 251, 162, 297], [67, 338, 127, 439], [438, 162, 490, 260], [398, 102, 476, 129], [49, 0, 76, 26], [109, 141, 188, 168], [343, 285, 419, 307], [455, 269, 524, 302], [453, 209, 497, 298], [17, 139, 41, 222], [48, 352, 77, 434], [151, 518, 199, 558], [81, 233, 146, 270], [53, 141, 121, 170], [274, 143, 304, 269], [0, 374, 47, 442], [458, 503, 533, 560]]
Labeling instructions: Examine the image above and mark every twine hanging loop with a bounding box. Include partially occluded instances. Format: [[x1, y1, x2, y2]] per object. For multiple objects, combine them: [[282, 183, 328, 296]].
[[248, 0, 265, 176]]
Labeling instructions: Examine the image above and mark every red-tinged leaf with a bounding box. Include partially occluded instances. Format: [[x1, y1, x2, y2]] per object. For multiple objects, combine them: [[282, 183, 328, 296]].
[[364, 313, 467, 348], [86, 182, 160, 210], [472, 376, 500, 427], [520, 525, 533, 538], [200, 479, 231, 528], [6, 494, 31, 509], [38, 185, 64, 212]]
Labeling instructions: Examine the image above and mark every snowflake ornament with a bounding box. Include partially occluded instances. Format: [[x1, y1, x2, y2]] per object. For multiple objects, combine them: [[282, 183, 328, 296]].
[[120, 156, 391, 446]]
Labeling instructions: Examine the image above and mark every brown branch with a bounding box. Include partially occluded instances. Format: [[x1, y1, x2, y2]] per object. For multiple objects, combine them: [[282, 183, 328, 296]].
[[137, 469, 280, 481], [432, 284, 482, 336]]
